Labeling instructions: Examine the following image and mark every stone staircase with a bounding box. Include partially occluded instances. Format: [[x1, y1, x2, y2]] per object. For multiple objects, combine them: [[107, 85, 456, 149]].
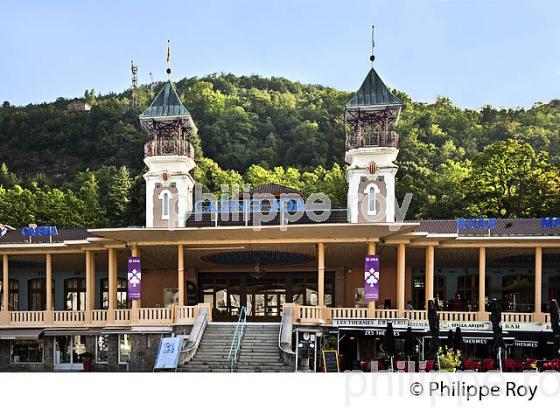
[[179, 323, 293, 372]]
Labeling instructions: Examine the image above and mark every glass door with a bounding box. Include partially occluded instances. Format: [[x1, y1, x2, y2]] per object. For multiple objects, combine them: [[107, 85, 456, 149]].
[[54, 335, 85, 370]]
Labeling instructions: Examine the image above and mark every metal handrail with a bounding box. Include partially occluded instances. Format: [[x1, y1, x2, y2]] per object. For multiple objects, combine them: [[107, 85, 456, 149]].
[[278, 306, 296, 371], [227, 306, 248, 372], [181, 307, 209, 364]]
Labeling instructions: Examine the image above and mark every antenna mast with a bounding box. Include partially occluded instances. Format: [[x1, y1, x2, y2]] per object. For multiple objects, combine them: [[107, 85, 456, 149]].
[[131, 60, 139, 112]]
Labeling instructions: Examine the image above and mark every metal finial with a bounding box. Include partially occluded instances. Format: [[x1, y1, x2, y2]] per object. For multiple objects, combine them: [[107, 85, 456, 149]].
[[370, 25, 376, 64], [166, 40, 172, 79]]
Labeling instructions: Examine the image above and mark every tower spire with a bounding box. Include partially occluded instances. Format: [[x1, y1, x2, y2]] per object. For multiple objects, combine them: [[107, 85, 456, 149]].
[[166, 40, 172, 80]]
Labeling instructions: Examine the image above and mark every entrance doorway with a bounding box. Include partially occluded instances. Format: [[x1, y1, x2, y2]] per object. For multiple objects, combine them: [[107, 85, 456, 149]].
[[54, 335, 86, 370], [199, 271, 334, 321]]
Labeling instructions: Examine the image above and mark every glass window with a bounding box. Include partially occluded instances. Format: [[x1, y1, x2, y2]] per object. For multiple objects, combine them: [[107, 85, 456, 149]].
[[64, 278, 86, 311], [100, 278, 129, 309], [96, 335, 109, 363], [368, 186, 377, 214], [0, 279, 19, 311], [28, 278, 46, 311], [10, 340, 43, 363], [118, 334, 132, 364], [162, 192, 169, 217]]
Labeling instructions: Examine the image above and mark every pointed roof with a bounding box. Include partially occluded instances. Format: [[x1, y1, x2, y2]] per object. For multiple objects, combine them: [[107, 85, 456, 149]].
[[346, 68, 402, 109], [140, 81, 191, 120]]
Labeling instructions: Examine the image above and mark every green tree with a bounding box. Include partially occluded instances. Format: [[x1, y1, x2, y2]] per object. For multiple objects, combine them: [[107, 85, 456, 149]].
[[107, 166, 132, 226], [465, 139, 559, 217]]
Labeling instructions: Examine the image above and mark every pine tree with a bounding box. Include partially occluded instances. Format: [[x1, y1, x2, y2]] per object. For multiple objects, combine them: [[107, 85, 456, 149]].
[[107, 166, 132, 226]]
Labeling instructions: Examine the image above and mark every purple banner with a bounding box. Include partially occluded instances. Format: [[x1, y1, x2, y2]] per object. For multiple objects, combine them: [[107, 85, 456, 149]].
[[364, 255, 379, 301], [127, 257, 142, 300]]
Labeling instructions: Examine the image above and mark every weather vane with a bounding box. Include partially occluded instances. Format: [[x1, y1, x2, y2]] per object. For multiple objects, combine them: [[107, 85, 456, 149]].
[[166, 40, 172, 79], [370, 25, 375, 65]]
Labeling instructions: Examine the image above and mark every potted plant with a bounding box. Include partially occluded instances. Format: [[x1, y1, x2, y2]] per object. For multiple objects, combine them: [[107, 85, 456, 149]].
[[438, 346, 461, 372], [81, 352, 93, 372]]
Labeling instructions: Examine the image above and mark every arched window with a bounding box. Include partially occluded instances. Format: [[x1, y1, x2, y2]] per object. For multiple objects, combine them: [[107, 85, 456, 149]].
[[159, 190, 171, 219], [364, 184, 380, 215], [163, 192, 169, 217]]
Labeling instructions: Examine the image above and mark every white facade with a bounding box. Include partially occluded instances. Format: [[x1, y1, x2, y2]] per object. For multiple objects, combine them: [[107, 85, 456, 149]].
[[345, 146, 399, 223], [144, 155, 196, 228]]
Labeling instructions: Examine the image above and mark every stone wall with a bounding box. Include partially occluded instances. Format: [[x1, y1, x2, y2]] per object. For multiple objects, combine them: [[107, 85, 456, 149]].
[[0, 326, 191, 372]]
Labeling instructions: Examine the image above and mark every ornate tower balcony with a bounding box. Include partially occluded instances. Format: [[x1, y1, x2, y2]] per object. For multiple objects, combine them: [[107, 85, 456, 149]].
[[144, 138, 195, 158]]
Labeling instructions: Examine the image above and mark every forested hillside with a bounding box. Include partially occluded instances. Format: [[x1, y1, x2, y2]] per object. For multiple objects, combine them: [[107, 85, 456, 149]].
[[1, 73, 559, 227]]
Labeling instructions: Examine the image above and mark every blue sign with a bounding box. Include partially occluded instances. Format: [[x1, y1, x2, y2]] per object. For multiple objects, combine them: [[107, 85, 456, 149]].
[[20, 226, 58, 237], [195, 198, 305, 213], [457, 218, 497, 229], [541, 217, 560, 228]]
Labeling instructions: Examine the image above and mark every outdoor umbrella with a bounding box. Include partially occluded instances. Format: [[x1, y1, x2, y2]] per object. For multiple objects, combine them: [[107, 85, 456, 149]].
[[536, 331, 548, 361], [550, 299, 560, 358], [382, 322, 396, 371], [453, 327, 464, 353], [404, 327, 415, 361], [428, 299, 440, 368], [490, 299, 505, 371], [446, 329, 454, 349]]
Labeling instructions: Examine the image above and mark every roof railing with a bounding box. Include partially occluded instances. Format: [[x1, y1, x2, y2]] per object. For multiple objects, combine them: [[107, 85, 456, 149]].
[[345, 130, 399, 150], [144, 138, 195, 158]]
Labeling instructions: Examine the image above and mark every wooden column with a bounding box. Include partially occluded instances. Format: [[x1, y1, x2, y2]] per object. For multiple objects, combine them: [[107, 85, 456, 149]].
[[108, 248, 117, 311], [317, 242, 325, 307], [535, 247, 543, 317], [367, 242, 376, 316], [2, 255, 8, 311], [425, 245, 435, 310], [45, 254, 53, 311], [178, 244, 185, 306], [478, 247, 486, 319], [396, 243, 406, 313], [131, 245, 140, 309], [85, 250, 95, 311]]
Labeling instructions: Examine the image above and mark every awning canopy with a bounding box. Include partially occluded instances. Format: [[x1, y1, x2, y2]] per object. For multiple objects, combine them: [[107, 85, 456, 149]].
[[0, 328, 43, 340], [89, 223, 419, 245], [44, 328, 100, 336], [101, 326, 173, 334]]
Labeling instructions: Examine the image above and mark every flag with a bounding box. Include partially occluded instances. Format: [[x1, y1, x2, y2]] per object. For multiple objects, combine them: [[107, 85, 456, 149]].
[[167, 40, 170, 64]]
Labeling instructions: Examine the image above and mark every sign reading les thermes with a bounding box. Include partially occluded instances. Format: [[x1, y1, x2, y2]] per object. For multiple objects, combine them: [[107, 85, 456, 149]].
[[364, 255, 380, 301], [127, 257, 142, 300]]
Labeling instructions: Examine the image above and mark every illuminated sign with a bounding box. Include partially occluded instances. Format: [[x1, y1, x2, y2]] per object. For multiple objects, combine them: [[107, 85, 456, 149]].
[[195, 198, 305, 213], [541, 217, 560, 228], [20, 225, 58, 237], [457, 218, 497, 229]]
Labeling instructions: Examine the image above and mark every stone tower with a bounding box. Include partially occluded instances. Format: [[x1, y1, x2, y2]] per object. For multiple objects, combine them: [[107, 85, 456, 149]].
[[345, 65, 402, 223], [141, 81, 197, 228]]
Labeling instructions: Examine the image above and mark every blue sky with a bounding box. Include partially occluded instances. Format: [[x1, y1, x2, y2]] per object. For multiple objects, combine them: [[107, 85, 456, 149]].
[[1, 0, 559, 108]]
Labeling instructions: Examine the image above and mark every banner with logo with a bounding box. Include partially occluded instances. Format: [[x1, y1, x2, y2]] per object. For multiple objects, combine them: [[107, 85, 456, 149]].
[[127, 257, 142, 300], [364, 255, 380, 301]]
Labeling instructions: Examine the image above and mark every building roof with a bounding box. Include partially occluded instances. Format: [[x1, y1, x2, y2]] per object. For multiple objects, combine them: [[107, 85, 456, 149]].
[[0, 218, 558, 248], [415, 218, 559, 237], [249, 183, 303, 196], [346, 67, 402, 109], [139, 81, 191, 120]]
